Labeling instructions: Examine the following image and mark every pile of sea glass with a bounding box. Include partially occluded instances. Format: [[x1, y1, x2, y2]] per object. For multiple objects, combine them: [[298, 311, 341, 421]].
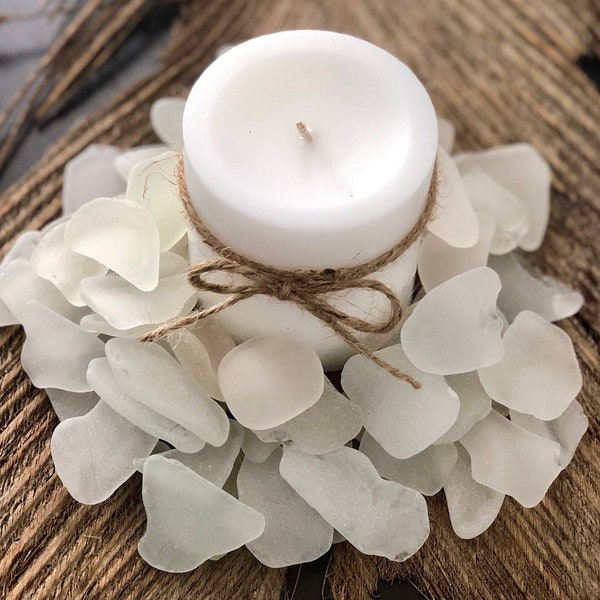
[[0, 99, 587, 572]]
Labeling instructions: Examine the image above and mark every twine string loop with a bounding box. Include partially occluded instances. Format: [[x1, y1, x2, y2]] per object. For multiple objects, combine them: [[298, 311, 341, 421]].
[[141, 155, 439, 389]]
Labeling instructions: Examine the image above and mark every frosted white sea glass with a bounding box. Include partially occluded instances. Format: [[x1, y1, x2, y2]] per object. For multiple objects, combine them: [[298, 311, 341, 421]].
[[241, 431, 278, 464], [160, 421, 243, 486], [461, 168, 528, 255], [150, 98, 185, 151], [30, 221, 108, 306], [1, 230, 41, 264], [510, 401, 588, 467], [444, 444, 504, 539], [46, 388, 99, 421], [341, 345, 459, 458], [460, 410, 562, 507], [401, 267, 504, 375], [417, 212, 495, 292], [360, 432, 457, 495], [280, 447, 429, 561], [437, 118, 455, 154], [64, 197, 160, 291], [218, 336, 324, 430], [426, 147, 479, 248], [51, 400, 156, 504], [87, 357, 205, 453], [478, 311, 582, 420], [489, 253, 583, 322], [139, 455, 265, 572], [454, 143, 551, 251], [62, 144, 125, 214], [20, 302, 104, 392], [79, 313, 155, 339], [105, 338, 230, 446], [114, 145, 171, 180], [436, 371, 492, 444], [126, 151, 187, 250], [253, 378, 362, 455], [238, 451, 333, 567]]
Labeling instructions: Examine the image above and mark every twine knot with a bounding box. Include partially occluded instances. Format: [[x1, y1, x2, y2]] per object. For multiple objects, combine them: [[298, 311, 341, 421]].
[[141, 155, 439, 389]]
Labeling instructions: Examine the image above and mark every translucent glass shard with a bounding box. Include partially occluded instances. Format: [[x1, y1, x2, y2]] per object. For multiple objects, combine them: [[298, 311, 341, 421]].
[[126, 151, 187, 250], [30, 221, 108, 306], [426, 147, 479, 248], [360, 432, 457, 495], [105, 338, 230, 446], [218, 335, 324, 430], [20, 302, 104, 392], [238, 451, 333, 567], [253, 379, 362, 455], [489, 253, 583, 322], [139, 455, 265, 572], [79, 313, 155, 339], [241, 430, 278, 463], [444, 445, 504, 539], [51, 400, 156, 504], [454, 144, 551, 251], [417, 212, 495, 292], [437, 118, 455, 154], [160, 421, 243, 486], [64, 198, 160, 291], [62, 144, 125, 214], [461, 168, 528, 255], [87, 357, 205, 453], [279, 447, 429, 561], [460, 410, 562, 507], [401, 267, 504, 375], [150, 98, 185, 151], [114, 144, 171, 180], [478, 311, 582, 420], [341, 345, 459, 458], [437, 372, 492, 444], [510, 401, 587, 468], [46, 388, 99, 421]]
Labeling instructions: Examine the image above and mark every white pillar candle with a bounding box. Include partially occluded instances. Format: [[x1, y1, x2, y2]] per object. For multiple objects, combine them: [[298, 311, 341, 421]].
[[183, 30, 437, 371]]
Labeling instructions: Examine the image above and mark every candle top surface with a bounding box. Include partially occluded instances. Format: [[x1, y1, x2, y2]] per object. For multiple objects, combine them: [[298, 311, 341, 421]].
[[183, 30, 437, 235]]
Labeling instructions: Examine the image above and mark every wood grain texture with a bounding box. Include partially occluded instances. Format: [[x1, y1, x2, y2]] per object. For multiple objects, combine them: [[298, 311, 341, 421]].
[[1, 1, 599, 598]]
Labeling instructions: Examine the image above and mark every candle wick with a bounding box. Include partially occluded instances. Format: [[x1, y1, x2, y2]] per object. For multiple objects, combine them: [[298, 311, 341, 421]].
[[296, 121, 313, 143]]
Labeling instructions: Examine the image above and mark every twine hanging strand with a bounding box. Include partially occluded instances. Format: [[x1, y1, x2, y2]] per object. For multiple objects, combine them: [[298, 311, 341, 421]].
[[141, 155, 439, 389]]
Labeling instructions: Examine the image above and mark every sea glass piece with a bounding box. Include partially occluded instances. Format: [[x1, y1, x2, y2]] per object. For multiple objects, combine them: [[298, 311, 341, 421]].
[[280, 447, 429, 561], [160, 421, 243, 486], [241, 430, 279, 463], [80, 261, 196, 330], [64, 197, 160, 291], [87, 357, 205, 453], [444, 444, 504, 539], [189, 318, 236, 373], [20, 302, 104, 392], [436, 371, 492, 444], [461, 167, 528, 255], [138, 455, 265, 572], [360, 432, 457, 495], [454, 144, 551, 251], [461, 410, 562, 507], [46, 389, 99, 421], [426, 147, 479, 248], [437, 118, 455, 154], [253, 379, 362, 455], [79, 313, 155, 339], [478, 311, 582, 420], [126, 151, 187, 250], [401, 267, 504, 375], [510, 401, 588, 467], [341, 345, 459, 458], [62, 144, 125, 214], [489, 253, 583, 322], [105, 338, 229, 446], [114, 144, 170, 180], [238, 451, 333, 567], [51, 400, 156, 504], [150, 98, 185, 150], [30, 221, 108, 306], [1, 230, 41, 264], [218, 335, 324, 430], [0, 258, 86, 324], [417, 211, 495, 292]]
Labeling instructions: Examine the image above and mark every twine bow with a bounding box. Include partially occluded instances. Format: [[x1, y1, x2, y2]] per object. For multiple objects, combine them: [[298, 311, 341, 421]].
[[141, 155, 439, 389]]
